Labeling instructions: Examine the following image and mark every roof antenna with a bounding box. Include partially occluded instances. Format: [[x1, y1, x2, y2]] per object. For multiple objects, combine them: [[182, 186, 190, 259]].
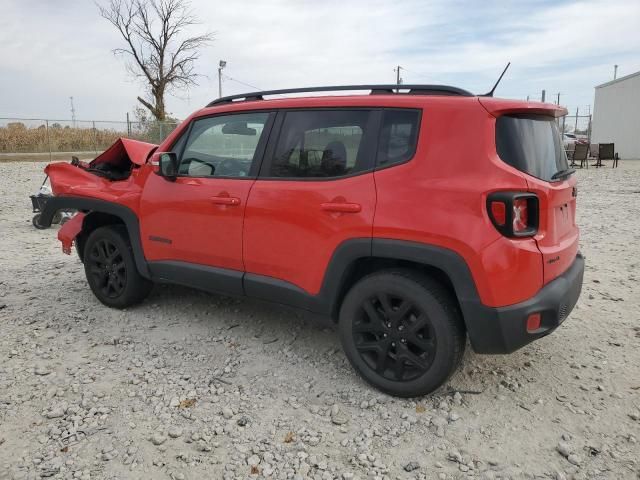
[[483, 62, 511, 97]]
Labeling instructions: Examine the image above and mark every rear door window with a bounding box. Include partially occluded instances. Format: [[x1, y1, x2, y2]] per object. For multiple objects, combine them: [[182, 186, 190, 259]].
[[265, 110, 377, 178], [496, 114, 569, 181]]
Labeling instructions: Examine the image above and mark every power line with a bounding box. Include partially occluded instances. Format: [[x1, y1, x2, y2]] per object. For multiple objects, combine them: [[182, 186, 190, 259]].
[[221, 73, 263, 91], [399, 67, 431, 81]]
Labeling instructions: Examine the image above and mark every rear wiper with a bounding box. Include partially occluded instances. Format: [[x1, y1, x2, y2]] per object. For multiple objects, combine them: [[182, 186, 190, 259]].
[[551, 168, 576, 181]]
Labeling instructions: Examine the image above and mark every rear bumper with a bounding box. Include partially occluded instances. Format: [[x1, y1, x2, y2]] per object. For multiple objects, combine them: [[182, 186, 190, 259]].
[[465, 252, 585, 354]]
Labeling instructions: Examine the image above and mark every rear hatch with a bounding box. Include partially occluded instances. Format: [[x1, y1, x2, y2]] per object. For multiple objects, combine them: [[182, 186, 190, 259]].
[[492, 109, 579, 285]]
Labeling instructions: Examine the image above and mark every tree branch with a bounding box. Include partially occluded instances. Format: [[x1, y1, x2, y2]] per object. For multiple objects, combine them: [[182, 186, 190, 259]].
[[136, 96, 156, 115], [98, 0, 213, 120]]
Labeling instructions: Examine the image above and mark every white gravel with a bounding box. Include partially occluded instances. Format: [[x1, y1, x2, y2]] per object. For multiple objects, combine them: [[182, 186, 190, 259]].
[[0, 161, 639, 480]]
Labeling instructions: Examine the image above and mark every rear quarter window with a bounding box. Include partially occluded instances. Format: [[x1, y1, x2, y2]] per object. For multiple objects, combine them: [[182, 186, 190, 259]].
[[376, 109, 421, 168], [496, 114, 568, 181]]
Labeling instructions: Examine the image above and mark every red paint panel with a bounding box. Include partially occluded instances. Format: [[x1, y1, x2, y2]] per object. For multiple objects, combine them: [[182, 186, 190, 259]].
[[527, 174, 580, 284], [243, 175, 376, 295], [477, 236, 543, 306], [57, 213, 86, 255], [45, 162, 143, 210], [139, 172, 252, 271]]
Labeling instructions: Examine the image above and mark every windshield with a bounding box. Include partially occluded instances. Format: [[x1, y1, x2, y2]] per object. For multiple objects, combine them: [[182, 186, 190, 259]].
[[496, 114, 569, 182]]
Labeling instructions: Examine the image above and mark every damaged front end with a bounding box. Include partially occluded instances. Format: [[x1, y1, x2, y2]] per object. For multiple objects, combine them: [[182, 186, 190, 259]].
[[45, 137, 157, 197], [42, 137, 156, 255]]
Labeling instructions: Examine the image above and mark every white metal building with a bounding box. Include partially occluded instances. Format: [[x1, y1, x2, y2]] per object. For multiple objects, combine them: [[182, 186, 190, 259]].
[[592, 70, 640, 159]]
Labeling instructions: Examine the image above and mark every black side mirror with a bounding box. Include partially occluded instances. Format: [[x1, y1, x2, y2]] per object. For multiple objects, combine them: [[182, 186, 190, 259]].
[[158, 152, 178, 180]]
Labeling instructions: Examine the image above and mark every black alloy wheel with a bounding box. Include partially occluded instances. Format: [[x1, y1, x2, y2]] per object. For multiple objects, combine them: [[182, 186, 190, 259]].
[[353, 292, 437, 382], [339, 270, 465, 397], [83, 226, 152, 308], [87, 238, 127, 299]]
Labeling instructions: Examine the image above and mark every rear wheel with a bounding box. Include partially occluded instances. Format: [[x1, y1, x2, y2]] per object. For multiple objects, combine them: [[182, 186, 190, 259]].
[[339, 270, 465, 397], [83, 226, 152, 308]]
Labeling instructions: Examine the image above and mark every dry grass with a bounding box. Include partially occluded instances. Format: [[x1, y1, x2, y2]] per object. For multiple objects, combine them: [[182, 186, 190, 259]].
[[0, 121, 178, 156], [0, 122, 125, 154]]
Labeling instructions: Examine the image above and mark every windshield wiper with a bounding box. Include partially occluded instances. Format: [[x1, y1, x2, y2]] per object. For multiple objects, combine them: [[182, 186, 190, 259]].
[[551, 168, 576, 181]]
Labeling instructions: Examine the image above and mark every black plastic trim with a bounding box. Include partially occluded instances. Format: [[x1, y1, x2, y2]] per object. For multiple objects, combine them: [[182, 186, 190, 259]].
[[128, 239, 373, 316], [245, 238, 372, 315], [39, 196, 150, 278], [149, 261, 244, 296], [207, 84, 473, 106], [243, 273, 323, 311], [371, 239, 481, 306], [243, 238, 485, 326]]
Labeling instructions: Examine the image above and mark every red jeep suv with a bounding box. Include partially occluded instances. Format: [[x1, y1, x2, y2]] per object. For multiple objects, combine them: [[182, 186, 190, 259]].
[[40, 84, 584, 397]]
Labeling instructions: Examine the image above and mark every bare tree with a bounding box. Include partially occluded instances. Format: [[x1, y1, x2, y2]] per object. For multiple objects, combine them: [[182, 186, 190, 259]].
[[98, 0, 213, 120]]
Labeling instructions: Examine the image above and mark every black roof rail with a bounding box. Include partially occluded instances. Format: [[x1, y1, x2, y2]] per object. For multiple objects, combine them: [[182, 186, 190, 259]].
[[206, 84, 474, 107]]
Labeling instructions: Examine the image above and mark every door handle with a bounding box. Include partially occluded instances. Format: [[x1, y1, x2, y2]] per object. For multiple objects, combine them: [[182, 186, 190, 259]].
[[211, 196, 240, 206], [320, 202, 361, 213]]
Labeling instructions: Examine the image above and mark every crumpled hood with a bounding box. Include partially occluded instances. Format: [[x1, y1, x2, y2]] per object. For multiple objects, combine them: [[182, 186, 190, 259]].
[[90, 137, 158, 168]]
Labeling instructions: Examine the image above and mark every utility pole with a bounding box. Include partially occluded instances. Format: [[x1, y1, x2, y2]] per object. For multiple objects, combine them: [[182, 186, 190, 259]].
[[218, 60, 227, 98], [614, 64, 618, 80], [69, 96, 76, 127], [393, 65, 403, 94], [394, 65, 403, 86]]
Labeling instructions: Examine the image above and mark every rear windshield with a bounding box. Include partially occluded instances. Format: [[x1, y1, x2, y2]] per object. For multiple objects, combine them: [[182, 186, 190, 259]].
[[496, 114, 568, 181]]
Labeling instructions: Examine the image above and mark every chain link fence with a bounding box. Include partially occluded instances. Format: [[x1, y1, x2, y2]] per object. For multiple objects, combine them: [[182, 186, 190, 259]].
[[558, 113, 592, 139], [0, 117, 180, 161]]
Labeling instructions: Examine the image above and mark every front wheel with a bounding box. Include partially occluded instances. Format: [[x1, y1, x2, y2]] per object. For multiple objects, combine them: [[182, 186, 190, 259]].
[[83, 226, 152, 308], [339, 270, 465, 397], [32, 214, 48, 229]]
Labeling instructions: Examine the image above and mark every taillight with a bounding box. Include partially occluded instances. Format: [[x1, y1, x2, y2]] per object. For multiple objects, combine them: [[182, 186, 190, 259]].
[[512, 198, 528, 233], [490, 201, 506, 226], [487, 192, 538, 237]]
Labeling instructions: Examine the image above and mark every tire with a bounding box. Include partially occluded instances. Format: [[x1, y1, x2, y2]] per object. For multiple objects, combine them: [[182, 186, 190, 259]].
[[32, 213, 48, 229], [83, 225, 152, 309], [339, 270, 465, 397]]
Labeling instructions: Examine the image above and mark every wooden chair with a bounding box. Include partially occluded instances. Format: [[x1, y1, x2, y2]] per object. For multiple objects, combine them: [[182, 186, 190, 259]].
[[594, 143, 615, 168], [571, 143, 589, 169]]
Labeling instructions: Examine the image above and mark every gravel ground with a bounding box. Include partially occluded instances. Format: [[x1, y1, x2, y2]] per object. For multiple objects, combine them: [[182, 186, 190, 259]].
[[0, 161, 639, 480]]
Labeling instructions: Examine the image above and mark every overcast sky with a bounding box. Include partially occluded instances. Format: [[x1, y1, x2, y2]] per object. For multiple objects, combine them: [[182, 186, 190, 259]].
[[1, 0, 639, 122]]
